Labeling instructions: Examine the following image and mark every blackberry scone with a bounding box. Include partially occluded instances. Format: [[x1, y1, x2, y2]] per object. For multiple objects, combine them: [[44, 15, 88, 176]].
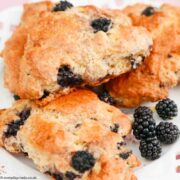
[[0, 89, 140, 179], [106, 4, 180, 107], [2, 1, 152, 100]]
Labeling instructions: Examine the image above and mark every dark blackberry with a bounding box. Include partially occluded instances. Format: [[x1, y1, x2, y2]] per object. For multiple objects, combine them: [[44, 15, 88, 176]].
[[119, 151, 132, 160], [39, 90, 50, 100], [91, 18, 112, 32], [13, 95, 20, 100], [65, 171, 79, 180], [110, 123, 119, 133], [98, 90, 116, 105], [19, 108, 31, 121], [4, 119, 23, 138], [133, 116, 156, 140], [155, 98, 178, 120], [141, 6, 155, 16], [52, 173, 63, 180], [139, 137, 162, 160], [156, 122, 180, 144], [71, 151, 95, 173], [57, 66, 83, 87], [134, 106, 153, 120], [53, 1, 73, 12], [4, 108, 31, 138]]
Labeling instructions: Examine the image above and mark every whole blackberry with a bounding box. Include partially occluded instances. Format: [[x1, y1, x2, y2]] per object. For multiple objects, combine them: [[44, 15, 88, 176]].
[[134, 106, 153, 119], [53, 1, 73, 12], [91, 18, 112, 32], [155, 98, 178, 120], [71, 151, 95, 173], [156, 122, 180, 144], [139, 137, 162, 160], [133, 116, 156, 140]]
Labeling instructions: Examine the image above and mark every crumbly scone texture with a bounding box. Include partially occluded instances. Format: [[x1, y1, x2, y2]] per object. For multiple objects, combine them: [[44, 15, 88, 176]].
[[2, 1, 152, 100], [0, 89, 140, 180], [107, 3, 180, 107]]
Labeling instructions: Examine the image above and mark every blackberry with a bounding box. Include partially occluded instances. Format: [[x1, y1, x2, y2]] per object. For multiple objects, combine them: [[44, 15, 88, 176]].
[[57, 66, 83, 87], [19, 108, 31, 121], [91, 18, 112, 32], [39, 90, 50, 100], [139, 137, 162, 160], [155, 98, 178, 120], [110, 123, 119, 133], [98, 90, 116, 105], [4, 108, 31, 138], [71, 151, 95, 173], [65, 171, 79, 180], [141, 6, 155, 16], [134, 106, 153, 119], [156, 122, 180, 144], [4, 119, 24, 138], [133, 116, 156, 140], [13, 95, 20, 100], [53, 1, 73, 12], [119, 151, 132, 160]]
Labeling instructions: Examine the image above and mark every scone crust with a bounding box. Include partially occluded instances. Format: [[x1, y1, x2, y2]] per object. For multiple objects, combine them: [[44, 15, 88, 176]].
[[0, 89, 140, 179], [3, 1, 152, 100], [107, 3, 180, 107]]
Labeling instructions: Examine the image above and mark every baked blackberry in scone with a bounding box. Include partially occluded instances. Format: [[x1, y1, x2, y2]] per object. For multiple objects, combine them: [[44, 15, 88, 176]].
[[0, 90, 140, 179], [106, 3, 180, 107], [2, 1, 152, 100]]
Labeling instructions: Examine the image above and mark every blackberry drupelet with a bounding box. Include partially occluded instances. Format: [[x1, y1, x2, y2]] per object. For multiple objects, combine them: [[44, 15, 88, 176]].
[[98, 90, 116, 105], [155, 98, 178, 120], [141, 6, 155, 16], [71, 151, 95, 173], [134, 106, 153, 120], [53, 1, 73, 12], [133, 116, 156, 140], [91, 18, 112, 32], [139, 137, 162, 160], [57, 66, 83, 87], [156, 122, 180, 144]]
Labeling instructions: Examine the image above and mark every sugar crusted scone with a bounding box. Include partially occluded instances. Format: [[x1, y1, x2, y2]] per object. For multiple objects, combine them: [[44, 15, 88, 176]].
[[2, 1, 152, 100], [106, 4, 180, 107], [0, 89, 140, 180]]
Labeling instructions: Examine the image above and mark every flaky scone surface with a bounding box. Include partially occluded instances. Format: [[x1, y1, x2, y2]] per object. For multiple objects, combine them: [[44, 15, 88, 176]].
[[107, 4, 180, 107], [0, 89, 140, 179], [2, 1, 152, 100]]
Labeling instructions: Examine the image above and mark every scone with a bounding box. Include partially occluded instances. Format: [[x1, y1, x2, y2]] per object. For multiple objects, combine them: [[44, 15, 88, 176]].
[[0, 89, 140, 180], [2, 1, 152, 100], [106, 4, 180, 107]]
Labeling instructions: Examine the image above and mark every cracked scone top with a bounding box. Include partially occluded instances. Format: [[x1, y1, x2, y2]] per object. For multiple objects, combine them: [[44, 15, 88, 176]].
[[0, 89, 140, 180], [2, 1, 152, 100], [106, 4, 180, 107]]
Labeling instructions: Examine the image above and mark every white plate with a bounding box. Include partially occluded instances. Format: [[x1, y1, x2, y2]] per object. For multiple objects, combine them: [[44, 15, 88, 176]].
[[0, 1, 179, 180]]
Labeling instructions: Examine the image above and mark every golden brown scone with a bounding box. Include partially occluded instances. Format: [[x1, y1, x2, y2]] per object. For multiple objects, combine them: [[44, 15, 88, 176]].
[[2, 1, 53, 95], [2, 1, 152, 100], [0, 89, 140, 180], [106, 4, 180, 107]]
